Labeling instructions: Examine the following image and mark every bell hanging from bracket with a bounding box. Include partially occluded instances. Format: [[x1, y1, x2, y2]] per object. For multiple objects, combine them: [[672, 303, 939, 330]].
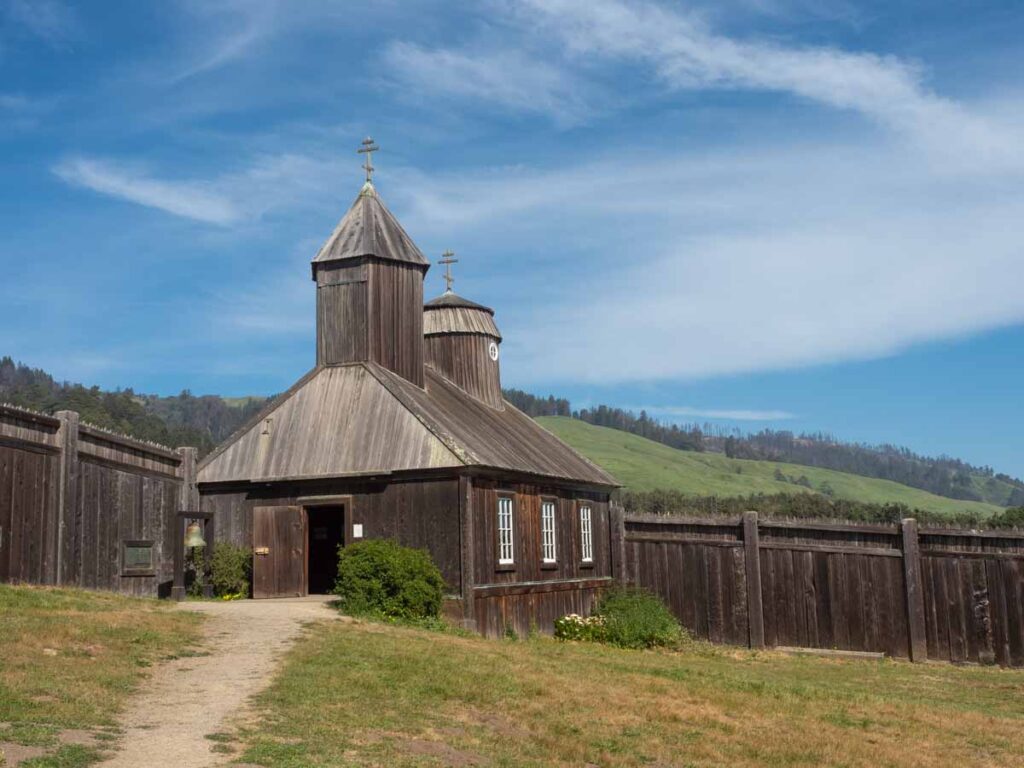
[[184, 520, 206, 548]]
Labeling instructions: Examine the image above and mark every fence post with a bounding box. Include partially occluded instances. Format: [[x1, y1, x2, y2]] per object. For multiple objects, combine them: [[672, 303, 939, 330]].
[[459, 474, 477, 631], [55, 410, 80, 586], [610, 500, 628, 585], [177, 447, 199, 510], [901, 518, 928, 662], [743, 511, 765, 649], [172, 448, 199, 602]]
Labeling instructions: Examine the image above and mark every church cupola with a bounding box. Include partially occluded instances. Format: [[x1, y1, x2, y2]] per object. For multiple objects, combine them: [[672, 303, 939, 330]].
[[312, 138, 430, 386], [423, 251, 503, 409]]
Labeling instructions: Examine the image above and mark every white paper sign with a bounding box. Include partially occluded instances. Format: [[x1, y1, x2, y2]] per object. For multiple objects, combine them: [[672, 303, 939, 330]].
[[352, 523, 364, 539]]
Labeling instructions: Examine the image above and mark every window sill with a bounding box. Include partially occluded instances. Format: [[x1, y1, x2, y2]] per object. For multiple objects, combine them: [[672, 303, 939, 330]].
[[579, 561, 595, 570], [495, 563, 516, 573], [540, 562, 558, 571], [121, 570, 156, 578]]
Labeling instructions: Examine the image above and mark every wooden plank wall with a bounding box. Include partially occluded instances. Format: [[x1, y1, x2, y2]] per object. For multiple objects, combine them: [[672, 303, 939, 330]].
[[470, 479, 613, 638], [623, 513, 1024, 666], [0, 407, 60, 585], [201, 477, 463, 590], [474, 580, 609, 639], [424, 334, 503, 408], [0, 405, 188, 597]]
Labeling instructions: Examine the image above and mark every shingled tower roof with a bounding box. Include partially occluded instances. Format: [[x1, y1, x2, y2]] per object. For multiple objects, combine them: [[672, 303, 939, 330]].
[[311, 182, 430, 277]]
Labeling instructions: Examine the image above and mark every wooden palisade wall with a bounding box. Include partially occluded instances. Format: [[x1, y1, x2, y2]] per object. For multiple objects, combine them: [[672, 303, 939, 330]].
[[623, 510, 1024, 666], [0, 404, 194, 597]]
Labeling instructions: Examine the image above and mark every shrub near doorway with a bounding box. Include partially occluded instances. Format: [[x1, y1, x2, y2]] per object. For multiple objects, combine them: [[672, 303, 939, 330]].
[[209, 543, 253, 598], [333, 539, 445, 620]]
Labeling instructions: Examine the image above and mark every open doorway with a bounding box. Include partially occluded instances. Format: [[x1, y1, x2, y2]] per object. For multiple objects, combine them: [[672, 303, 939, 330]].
[[306, 505, 344, 594]]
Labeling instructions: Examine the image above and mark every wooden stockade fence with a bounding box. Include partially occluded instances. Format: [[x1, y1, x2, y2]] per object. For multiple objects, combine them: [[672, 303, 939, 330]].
[[0, 404, 196, 597], [618, 510, 1024, 666]]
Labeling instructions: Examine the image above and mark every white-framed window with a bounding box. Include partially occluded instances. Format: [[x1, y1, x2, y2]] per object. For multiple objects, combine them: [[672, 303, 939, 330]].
[[541, 500, 557, 563], [497, 496, 515, 565], [580, 505, 593, 563]]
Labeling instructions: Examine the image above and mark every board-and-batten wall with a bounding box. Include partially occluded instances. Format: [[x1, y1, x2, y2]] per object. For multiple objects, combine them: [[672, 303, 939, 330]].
[[316, 258, 425, 386], [201, 477, 463, 590], [469, 479, 614, 638], [424, 334, 503, 409], [624, 513, 1024, 666], [199, 474, 618, 638], [0, 404, 195, 597]]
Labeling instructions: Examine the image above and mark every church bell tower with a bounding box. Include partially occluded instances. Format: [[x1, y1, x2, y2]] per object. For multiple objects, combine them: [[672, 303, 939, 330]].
[[311, 138, 430, 387]]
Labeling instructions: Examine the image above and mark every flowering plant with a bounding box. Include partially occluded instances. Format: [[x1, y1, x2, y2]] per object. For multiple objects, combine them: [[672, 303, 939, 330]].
[[553, 613, 607, 642]]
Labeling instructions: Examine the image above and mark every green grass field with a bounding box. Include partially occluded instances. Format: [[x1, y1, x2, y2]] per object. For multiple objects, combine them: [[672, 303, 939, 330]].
[[229, 619, 1024, 767], [0, 585, 202, 767], [536, 417, 1005, 518]]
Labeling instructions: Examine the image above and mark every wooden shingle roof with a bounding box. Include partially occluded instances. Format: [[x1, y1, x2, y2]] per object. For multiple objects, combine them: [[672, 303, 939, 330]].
[[312, 183, 429, 274], [198, 363, 617, 488], [423, 294, 502, 340]]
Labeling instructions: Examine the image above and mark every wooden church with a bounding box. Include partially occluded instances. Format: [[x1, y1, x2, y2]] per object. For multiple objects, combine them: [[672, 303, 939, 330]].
[[196, 140, 619, 636]]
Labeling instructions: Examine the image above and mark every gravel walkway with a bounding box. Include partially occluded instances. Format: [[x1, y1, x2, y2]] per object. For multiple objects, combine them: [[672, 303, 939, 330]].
[[99, 596, 338, 768]]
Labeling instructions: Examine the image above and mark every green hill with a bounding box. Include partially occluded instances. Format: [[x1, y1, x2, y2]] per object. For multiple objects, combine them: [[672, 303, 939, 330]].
[[537, 416, 1005, 518]]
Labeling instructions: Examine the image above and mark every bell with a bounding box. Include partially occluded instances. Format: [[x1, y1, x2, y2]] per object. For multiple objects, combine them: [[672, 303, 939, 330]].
[[184, 521, 206, 548]]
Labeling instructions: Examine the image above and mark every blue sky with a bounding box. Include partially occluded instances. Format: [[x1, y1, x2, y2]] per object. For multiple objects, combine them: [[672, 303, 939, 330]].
[[1, 0, 1022, 477]]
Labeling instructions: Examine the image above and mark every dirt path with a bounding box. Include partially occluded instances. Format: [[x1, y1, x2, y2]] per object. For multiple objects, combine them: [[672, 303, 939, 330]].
[[100, 596, 338, 768]]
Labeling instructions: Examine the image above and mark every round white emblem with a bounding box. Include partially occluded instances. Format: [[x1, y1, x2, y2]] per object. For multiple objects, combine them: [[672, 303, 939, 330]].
[[488, 341, 499, 361]]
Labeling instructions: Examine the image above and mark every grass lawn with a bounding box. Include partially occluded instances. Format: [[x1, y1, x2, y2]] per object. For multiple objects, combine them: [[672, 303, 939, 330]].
[[0, 584, 202, 767], [537, 416, 1005, 518], [234, 620, 1024, 768]]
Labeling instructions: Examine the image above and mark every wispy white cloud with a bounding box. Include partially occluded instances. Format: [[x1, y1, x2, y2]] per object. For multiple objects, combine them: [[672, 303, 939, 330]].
[[629, 405, 796, 421], [53, 157, 240, 225], [382, 0, 1016, 168], [167, 0, 279, 83], [5, 0, 82, 47], [382, 41, 592, 124], [394, 132, 1024, 384]]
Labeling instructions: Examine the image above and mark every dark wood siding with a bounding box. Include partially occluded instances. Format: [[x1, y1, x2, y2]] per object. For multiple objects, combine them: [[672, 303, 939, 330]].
[[623, 514, 1024, 666], [469, 479, 614, 637], [73, 459, 180, 596], [368, 261, 424, 386], [201, 476, 462, 590], [424, 334, 502, 408], [0, 441, 59, 585], [313, 259, 424, 386], [317, 262, 369, 365], [472, 480, 611, 586]]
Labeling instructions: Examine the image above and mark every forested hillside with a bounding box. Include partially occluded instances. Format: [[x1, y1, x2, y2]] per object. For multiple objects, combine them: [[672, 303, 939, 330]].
[[0, 357, 264, 455], [4, 357, 1020, 510], [507, 389, 1024, 507], [537, 417, 1020, 524]]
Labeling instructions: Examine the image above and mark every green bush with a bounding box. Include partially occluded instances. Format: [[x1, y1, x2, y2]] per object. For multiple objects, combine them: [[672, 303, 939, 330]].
[[594, 586, 683, 649], [989, 507, 1024, 529], [209, 543, 252, 598], [334, 539, 445, 620]]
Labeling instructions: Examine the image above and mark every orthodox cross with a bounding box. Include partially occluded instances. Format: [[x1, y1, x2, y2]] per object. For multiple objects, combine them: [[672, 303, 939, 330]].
[[357, 136, 379, 182], [439, 250, 458, 293]]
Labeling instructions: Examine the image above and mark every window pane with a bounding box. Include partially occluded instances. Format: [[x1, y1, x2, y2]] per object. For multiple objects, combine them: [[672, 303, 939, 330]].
[[498, 496, 514, 565], [580, 506, 593, 563], [541, 501, 556, 563]]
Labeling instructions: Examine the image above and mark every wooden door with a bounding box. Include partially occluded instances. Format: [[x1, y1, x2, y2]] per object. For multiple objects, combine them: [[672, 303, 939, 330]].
[[253, 506, 307, 598]]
